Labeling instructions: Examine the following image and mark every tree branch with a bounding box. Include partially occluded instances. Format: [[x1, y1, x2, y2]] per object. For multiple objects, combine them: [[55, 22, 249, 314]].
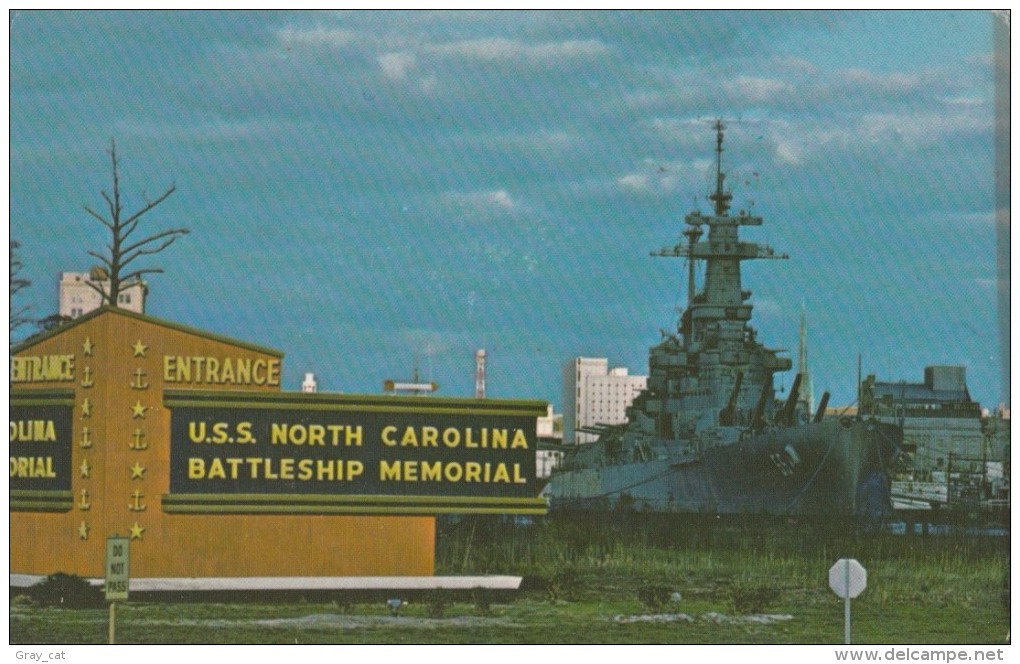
[[120, 233, 186, 268], [121, 227, 189, 255], [121, 268, 165, 282], [83, 280, 110, 304], [85, 251, 113, 269], [100, 190, 118, 223], [83, 205, 115, 231], [120, 184, 176, 229]]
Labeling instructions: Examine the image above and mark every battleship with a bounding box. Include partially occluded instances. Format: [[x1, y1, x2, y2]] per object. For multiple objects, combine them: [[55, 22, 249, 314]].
[[544, 121, 902, 519]]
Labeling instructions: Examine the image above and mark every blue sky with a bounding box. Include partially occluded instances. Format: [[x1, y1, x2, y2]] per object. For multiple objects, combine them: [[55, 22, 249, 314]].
[[9, 10, 1006, 411]]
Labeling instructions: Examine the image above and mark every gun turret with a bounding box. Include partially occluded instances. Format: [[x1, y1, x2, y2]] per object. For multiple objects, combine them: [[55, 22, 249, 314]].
[[718, 371, 743, 426], [777, 373, 803, 426], [813, 391, 830, 423], [750, 375, 770, 431]]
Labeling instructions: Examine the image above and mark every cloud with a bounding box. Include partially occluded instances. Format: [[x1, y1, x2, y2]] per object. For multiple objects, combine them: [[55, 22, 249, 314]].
[[614, 153, 712, 195], [646, 117, 718, 147], [378, 51, 416, 81], [855, 109, 990, 145], [617, 173, 651, 192], [773, 139, 804, 166], [428, 37, 610, 64], [445, 189, 517, 212], [771, 55, 819, 76], [275, 25, 358, 49], [722, 75, 793, 103], [836, 68, 923, 95]]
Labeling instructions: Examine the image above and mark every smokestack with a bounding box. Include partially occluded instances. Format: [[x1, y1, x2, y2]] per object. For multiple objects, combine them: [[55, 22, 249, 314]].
[[301, 373, 317, 393], [475, 349, 486, 399]]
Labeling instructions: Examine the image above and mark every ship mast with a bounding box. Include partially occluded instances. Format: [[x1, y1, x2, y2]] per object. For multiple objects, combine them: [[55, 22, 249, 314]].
[[643, 120, 795, 435], [708, 119, 732, 216], [652, 119, 788, 350]]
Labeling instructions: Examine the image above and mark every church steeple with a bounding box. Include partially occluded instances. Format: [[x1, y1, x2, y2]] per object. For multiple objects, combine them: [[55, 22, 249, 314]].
[[796, 303, 814, 418]]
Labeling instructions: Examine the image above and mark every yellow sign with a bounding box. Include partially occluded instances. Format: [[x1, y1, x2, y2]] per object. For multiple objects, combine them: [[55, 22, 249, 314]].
[[163, 355, 281, 386], [10, 355, 75, 383]]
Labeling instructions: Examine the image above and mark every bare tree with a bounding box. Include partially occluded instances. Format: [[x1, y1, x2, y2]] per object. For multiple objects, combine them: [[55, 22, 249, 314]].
[[10, 240, 32, 338], [83, 139, 188, 307]]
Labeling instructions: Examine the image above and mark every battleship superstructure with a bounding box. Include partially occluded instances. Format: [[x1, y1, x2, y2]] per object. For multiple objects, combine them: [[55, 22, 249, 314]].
[[545, 121, 901, 518]]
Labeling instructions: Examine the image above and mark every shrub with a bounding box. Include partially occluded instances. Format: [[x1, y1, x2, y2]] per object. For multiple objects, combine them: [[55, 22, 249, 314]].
[[730, 580, 782, 615], [472, 587, 492, 616], [425, 589, 449, 618], [29, 573, 104, 608], [637, 585, 672, 612], [547, 566, 582, 602]]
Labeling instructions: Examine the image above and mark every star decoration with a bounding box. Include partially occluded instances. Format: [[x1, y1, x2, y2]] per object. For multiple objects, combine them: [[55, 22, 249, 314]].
[[82, 337, 94, 356], [80, 398, 92, 418], [129, 522, 145, 540], [129, 461, 146, 480], [78, 521, 89, 540], [131, 401, 148, 419], [132, 340, 148, 357], [79, 458, 91, 479]]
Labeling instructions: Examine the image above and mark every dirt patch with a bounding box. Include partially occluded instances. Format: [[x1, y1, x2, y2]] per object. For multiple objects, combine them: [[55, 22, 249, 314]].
[[614, 612, 793, 625], [136, 613, 523, 630]]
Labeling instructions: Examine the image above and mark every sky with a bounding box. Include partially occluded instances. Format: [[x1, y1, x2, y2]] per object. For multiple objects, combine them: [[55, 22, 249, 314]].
[[8, 10, 1008, 412]]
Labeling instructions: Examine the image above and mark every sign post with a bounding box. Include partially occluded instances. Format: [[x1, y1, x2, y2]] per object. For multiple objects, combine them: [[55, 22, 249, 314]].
[[828, 558, 866, 644], [105, 535, 130, 644]]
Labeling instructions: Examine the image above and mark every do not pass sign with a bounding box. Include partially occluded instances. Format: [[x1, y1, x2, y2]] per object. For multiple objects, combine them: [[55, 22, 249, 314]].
[[829, 558, 866, 599], [105, 536, 130, 601]]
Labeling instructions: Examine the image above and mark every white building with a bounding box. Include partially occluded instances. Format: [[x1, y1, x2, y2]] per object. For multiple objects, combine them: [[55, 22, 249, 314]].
[[562, 357, 647, 445], [59, 269, 146, 319], [535, 404, 563, 478]]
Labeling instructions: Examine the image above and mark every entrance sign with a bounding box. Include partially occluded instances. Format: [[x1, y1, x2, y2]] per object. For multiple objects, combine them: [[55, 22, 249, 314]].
[[829, 558, 866, 644], [162, 390, 549, 515], [9, 391, 75, 512]]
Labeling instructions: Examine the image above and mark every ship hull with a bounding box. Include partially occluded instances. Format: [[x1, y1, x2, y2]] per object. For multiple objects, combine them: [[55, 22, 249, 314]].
[[546, 419, 901, 519]]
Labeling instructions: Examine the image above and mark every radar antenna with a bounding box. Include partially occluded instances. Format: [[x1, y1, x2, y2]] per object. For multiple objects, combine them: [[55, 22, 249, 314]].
[[708, 120, 733, 216]]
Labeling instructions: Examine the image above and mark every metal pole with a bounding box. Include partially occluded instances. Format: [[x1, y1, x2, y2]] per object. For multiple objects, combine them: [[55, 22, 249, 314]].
[[844, 559, 851, 644], [109, 601, 116, 644]]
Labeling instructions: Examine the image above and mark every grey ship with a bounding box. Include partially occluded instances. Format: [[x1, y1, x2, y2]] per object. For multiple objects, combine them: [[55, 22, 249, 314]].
[[545, 122, 901, 519]]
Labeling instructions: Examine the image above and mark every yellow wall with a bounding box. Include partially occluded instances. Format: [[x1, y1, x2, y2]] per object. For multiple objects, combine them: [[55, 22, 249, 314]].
[[10, 308, 435, 578]]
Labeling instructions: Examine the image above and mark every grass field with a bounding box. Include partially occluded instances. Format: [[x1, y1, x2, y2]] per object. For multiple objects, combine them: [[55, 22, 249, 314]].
[[9, 514, 1010, 645]]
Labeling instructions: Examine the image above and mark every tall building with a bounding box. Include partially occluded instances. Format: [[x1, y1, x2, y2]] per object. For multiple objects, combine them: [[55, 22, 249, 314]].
[[59, 268, 146, 319], [562, 357, 647, 445]]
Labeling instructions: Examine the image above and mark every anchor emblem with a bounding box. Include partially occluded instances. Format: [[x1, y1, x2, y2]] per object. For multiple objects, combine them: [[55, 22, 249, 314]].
[[80, 366, 94, 388], [129, 428, 148, 451], [128, 490, 147, 512], [78, 489, 91, 511], [130, 368, 149, 390], [80, 427, 93, 449]]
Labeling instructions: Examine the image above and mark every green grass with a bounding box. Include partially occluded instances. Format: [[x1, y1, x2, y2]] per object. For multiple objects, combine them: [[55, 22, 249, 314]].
[[10, 515, 1010, 644]]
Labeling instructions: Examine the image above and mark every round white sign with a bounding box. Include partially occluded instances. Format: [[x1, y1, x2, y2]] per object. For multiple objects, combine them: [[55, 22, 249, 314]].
[[829, 558, 867, 599]]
